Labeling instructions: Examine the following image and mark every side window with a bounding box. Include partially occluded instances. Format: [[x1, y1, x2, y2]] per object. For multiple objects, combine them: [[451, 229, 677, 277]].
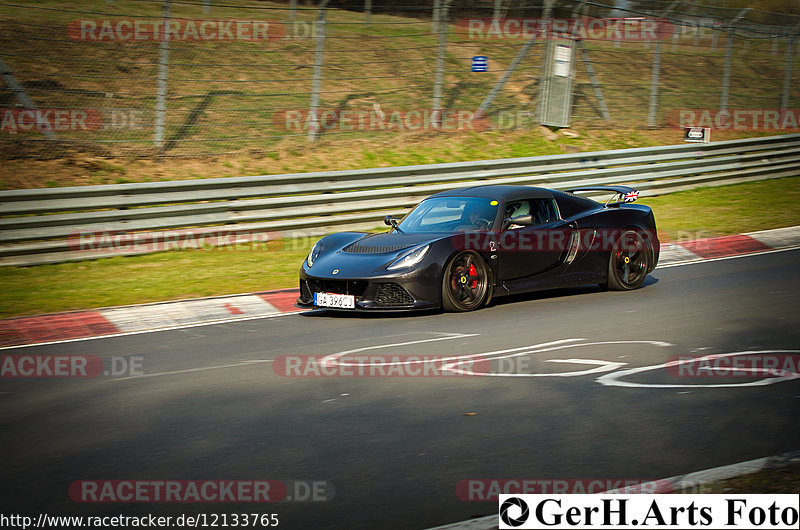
[[505, 198, 560, 228], [531, 198, 560, 224], [504, 200, 530, 219]]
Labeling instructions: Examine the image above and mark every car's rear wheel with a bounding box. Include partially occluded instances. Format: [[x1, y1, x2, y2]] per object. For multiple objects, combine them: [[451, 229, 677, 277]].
[[442, 251, 491, 312], [605, 230, 650, 291]]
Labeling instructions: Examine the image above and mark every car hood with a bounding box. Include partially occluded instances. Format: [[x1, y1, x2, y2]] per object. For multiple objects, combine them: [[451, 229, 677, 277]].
[[340, 232, 442, 254], [306, 231, 451, 279]]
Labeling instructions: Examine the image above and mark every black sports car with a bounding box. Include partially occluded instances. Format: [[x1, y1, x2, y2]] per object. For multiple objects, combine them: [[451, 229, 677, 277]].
[[297, 184, 659, 312]]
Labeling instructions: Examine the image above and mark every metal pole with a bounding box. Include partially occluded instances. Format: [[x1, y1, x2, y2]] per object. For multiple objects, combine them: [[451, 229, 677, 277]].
[[720, 36, 733, 112], [432, 0, 452, 127], [154, 0, 171, 150], [308, 0, 329, 142], [781, 39, 795, 110], [203, 0, 210, 14], [432, 0, 440, 34], [542, 0, 554, 19], [493, 0, 502, 25], [720, 9, 749, 113], [289, 0, 297, 29], [365, 0, 371, 26], [672, 24, 679, 51], [781, 24, 800, 110], [647, 41, 663, 127], [0, 57, 57, 140], [648, 1, 679, 127]]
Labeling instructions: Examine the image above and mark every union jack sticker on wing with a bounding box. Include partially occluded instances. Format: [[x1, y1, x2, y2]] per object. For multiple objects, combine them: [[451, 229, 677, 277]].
[[623, 190, 640, 202]]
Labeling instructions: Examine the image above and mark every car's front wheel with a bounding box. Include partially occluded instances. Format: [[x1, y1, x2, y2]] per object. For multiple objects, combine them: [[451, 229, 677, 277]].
[[441, 251, 491, 312], [604, 229, 650, 291]]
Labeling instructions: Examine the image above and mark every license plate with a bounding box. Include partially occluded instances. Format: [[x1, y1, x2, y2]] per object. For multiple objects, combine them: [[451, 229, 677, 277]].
[[314, 292, 355, 309]]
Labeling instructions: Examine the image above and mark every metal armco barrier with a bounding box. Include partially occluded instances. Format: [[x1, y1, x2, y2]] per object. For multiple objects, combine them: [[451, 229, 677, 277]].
[[2, 133, 799, 266]]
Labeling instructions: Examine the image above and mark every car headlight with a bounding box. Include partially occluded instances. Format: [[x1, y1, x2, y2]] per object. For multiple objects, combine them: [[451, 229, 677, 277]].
[[306, 241, 321, 267], [387, 244, 429, 270]]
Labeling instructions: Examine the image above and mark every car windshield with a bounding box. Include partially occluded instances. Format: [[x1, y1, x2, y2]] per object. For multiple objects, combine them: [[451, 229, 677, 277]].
[[397, 197, 499, 234]]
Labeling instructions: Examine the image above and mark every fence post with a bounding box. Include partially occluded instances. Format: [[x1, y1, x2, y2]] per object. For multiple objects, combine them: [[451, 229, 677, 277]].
[[720, 8, 749, 113], [365, 0, 371, 26], [543, 0, 554, 19], [308, 0, 329, 142], [672, 24, 680, 51], [493, 0, 502, 24], [647, 43, 663, 127], [154, 0, 171, 151], [781, 24, 800, 110], [432, 0, 452, 127]]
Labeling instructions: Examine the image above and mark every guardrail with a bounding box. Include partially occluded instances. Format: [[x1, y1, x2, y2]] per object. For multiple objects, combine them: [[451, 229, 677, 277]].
[[2, 133, 800, 266]]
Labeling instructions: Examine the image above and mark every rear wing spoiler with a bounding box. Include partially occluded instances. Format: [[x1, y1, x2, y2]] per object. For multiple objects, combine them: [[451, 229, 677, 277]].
[[565, 185, 640, 207]]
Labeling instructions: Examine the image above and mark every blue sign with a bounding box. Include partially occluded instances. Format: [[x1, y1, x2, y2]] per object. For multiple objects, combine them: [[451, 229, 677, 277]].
[[472, 56, 488, 72]]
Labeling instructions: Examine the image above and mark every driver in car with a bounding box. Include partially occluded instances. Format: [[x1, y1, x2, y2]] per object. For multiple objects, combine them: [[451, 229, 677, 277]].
[[464, 203, 495, 230]]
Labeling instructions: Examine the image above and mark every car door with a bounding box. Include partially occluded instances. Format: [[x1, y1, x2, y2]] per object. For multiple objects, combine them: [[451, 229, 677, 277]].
[[496, 197, 577, 292]]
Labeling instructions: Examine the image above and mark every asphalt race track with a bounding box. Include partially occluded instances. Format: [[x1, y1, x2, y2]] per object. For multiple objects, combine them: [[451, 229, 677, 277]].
[[2, 250, 799, 529]]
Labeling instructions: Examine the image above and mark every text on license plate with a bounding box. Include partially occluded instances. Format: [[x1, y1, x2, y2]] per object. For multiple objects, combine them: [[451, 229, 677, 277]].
[[314, 292, 355, 309]]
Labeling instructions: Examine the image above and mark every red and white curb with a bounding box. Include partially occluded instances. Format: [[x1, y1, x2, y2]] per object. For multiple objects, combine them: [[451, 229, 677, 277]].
[[2, 226, 799, 349], [0, 289, 300, 349], [427, 449, 800, 530], [658, 226, 800, 263]]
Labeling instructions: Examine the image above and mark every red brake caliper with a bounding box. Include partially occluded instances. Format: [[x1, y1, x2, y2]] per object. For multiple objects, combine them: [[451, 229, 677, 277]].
[[468, 264, 477, 288]]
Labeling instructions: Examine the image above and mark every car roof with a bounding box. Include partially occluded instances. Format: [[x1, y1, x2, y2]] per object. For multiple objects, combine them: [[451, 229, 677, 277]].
[[428, 185, 554, 201]]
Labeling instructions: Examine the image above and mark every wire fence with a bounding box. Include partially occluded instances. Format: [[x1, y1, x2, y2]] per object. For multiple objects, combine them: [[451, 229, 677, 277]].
[[0, 0, 799, 158]]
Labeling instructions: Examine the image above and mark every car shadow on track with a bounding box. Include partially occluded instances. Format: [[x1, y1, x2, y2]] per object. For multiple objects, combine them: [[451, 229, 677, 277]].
[[297, 276, 659, 318]]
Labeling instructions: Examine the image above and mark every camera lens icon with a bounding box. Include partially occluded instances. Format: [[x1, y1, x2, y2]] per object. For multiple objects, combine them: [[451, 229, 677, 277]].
[[500, 496, 530, 527]]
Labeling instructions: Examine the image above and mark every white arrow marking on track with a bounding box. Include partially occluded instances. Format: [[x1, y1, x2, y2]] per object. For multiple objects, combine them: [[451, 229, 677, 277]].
[[597, 350, 800, 388]]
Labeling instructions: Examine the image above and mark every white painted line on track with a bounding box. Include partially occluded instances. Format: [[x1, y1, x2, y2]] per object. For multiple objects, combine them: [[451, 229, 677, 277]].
[[597, 350, 800, 388], [443, 340, 671, 377], [319, 332, 482, 367], [105, 359, 275, 382]]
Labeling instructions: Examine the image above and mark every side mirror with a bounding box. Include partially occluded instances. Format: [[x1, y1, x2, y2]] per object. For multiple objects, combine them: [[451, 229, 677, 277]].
[[508, 215, 534, 227], [384, 215, 398, 226]]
